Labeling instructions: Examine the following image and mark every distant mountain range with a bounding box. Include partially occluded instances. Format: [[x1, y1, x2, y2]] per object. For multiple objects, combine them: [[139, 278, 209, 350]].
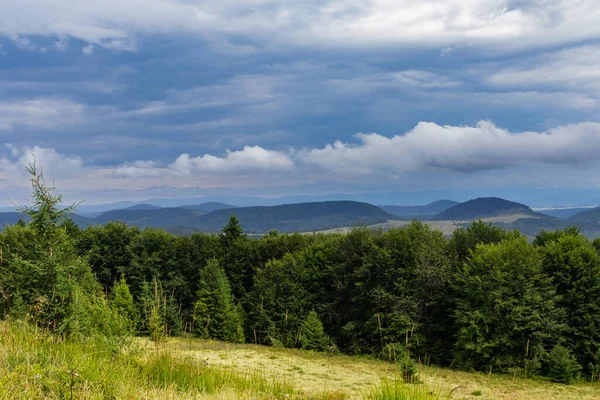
[[381, 200, 459, 218], [536, 207, 594, 219], [61, 201, 394, 234], [4, 197, 600, 237]]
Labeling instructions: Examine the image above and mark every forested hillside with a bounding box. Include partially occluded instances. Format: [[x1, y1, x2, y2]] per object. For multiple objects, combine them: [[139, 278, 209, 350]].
[[187, 201, 393, 232], [436, 197, 538, 220], [0, 200, 393, 233]]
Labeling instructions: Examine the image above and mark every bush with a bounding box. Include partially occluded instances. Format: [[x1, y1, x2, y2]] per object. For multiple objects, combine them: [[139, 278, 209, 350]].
[[523, 356, 541, 378], [379, 343, 420, 383], [546, 345, 582, 384]]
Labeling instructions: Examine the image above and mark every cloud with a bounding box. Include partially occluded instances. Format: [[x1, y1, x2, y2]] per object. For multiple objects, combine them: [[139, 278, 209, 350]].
[[113, 160, 163, 178], [299, 120, 600, 174], [6, 120, 600, 203], [103, 146, 295, 178], [82, 45, 94, 55], [0, 145, 85, 184], [1, 0, 600, 52], [487, 45, 600, 95], [0, 98, 86, 132], [53, 39, 68, 52], [169, 146, 294, 176]]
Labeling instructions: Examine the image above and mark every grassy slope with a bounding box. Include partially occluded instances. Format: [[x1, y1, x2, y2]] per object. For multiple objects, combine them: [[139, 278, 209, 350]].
[[2, 321, 600, 399], [166, 337, 600, 400]]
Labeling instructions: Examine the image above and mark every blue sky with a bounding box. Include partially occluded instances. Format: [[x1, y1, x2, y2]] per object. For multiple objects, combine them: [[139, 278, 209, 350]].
[[1, 0, 600, 206]]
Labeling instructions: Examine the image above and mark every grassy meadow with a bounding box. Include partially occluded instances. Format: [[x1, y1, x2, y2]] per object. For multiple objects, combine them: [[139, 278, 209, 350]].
[[2, 320, 600, 400]]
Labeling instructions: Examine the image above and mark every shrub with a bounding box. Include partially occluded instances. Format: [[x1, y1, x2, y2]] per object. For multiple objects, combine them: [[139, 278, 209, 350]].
[[378, 343, 420, 383], [546, 345, 582, 384]]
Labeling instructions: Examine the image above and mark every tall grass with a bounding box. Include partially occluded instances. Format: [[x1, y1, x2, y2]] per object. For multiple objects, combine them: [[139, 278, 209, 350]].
[[0, 321, 341, 399], [363, 378, 450, 400]]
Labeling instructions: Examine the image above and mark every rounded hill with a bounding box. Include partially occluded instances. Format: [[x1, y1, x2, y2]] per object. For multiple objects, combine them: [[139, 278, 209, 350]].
[[435, 197, 536, 221]]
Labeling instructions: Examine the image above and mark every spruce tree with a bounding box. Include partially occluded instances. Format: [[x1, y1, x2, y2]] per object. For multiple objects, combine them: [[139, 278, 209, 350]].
[[110, 277, 138, 333], [0, 160, 100, 334], [219, 215, 244, 247], [194, 259, 243, 342], [218, 215, 252, 298], [145, 279, 167, 342], [547, 345, 582, 384], [300, 311, 330, 351]]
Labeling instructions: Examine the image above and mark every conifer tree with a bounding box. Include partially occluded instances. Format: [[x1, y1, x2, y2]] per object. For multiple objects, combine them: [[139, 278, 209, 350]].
[[194, 259, 243, 342], [218, 215, 253, 298], [219, 215, 244, 247], [300, 311, 331, 351], [110, 277, 138, 333], [145, 279, 167, 342], [0, 159, 100, 334]]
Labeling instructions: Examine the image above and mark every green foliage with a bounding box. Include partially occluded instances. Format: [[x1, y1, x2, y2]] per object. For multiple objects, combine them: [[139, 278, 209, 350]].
[[300, 310, 331, 351], [15, 160, 80, 257], [110, 277, 138, 333], [141, 279, 168, 342], [454, 237, 564, 372], [448, 220, 516, 265], [247, 255, 310, 346], [194, 259, 244, 343], [219, 214, 245, 246], [546, 345, 582, 384], [76, 222, 139, 289], [539, 233, 600, 366], [8, 291, 27, 321], [588, 348, 600, 382]]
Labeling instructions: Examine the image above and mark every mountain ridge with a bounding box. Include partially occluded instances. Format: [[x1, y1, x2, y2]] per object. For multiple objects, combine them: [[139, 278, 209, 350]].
[[435, 197, 540, 221]]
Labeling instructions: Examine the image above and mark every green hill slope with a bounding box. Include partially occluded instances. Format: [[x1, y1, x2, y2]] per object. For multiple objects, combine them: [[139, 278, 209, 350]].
[[89, 207, 204, 229], [567, 207, 600, 224], [435, 197, 538, 220], [191, 201, 394, 233]]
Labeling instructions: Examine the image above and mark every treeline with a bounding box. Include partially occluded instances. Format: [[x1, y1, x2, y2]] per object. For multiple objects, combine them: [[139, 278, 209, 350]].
[[3, 166, 600, 384]]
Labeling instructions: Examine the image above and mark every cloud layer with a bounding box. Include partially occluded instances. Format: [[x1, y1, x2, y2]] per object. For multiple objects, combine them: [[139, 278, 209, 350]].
[[2, 1, 600, 204], [4, 121, 600, 199], [300, 121, 600, 174], [2, 0, 600, 52]]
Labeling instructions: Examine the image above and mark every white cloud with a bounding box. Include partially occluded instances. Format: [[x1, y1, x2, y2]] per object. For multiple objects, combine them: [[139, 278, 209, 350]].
[[1, 0, 599, 52], [487, 45, 600, 95], [6, 120, 600, 202], [299, 120, 600, 174], [0, 98, 86, 132], [114, 160, 163, 178], [0, 145, 85, 184], [107, 146, 295, 178], [53, 39, 68, 52], [82, 45, 94, 55], [169, 146, 294, 176]]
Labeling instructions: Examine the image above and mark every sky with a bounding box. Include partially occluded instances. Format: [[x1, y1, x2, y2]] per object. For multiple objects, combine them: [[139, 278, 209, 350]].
[[1, 0, 600, 206]]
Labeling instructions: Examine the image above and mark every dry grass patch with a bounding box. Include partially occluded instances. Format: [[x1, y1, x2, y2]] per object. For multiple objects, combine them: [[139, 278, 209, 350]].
[[163, 336, 600, 400]]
